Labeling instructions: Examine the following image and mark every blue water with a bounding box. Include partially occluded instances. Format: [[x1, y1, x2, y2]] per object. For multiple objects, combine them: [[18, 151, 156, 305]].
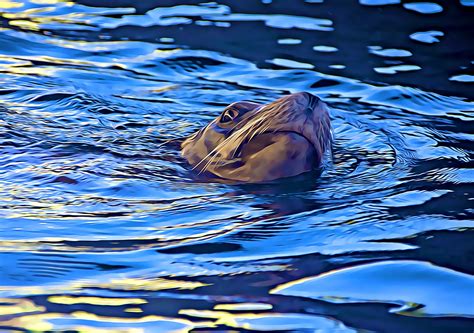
[[0, 1, 473, 332]]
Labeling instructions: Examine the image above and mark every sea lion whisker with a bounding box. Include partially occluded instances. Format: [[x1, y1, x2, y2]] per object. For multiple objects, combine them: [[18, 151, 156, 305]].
[[229, 122, 272, 159], [209, 130, 252, 165], [193, 144, 225, 172], [198, 128, 245, 173], [192, 121, 244, 172]]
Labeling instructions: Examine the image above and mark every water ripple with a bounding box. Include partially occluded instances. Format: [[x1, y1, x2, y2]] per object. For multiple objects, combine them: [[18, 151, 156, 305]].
[[0, 1, 473, 332]]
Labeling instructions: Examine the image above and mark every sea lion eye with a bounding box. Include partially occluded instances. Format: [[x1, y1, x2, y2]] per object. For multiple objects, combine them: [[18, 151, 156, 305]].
[[220, 109, 238, 123]]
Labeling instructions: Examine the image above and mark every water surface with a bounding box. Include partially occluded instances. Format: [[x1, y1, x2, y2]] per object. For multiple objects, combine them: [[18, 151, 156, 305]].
[[0, 0, 473, 332]]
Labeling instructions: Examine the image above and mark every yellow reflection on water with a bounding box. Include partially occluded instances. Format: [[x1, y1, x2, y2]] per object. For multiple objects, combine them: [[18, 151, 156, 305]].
[[2, 7, 88, 33], [0, 65, 58, 77], [125, 307, 143, 313], [0, 277, 208, 298], [94, 277, 209, 291], [0, 56, 32, 68], [2, 309, 204, 332], [179, 309, 277, 329], [150, 84, 180, 93], [30, 0, 69, 4], [180, 309, 335, 331], [270, 266, 346, 295], [9, 19, 40, 31], [56, 328, 144, 333], [48, 296, 147, 306], [3, 6, 56, 18], [0, 0, 23, 9], [0, 298, 45, 315], [2, 313, 56, 331]]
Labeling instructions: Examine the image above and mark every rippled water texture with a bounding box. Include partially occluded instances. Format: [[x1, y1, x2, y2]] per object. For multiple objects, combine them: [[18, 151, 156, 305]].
[[1, 0, 473, 332]]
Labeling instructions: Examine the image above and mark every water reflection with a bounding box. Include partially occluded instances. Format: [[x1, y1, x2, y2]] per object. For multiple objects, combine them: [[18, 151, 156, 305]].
[[403, 2, 443, 14], [368, 46, 412, 57], [0, 0, 473, 332], [450, 74, 474, 82], [409, 30, 444, 43], [313, 45, 338, 52], [180, 309, 356, 332], [374, 64, 421, 74], [272, 260, 474, 317]]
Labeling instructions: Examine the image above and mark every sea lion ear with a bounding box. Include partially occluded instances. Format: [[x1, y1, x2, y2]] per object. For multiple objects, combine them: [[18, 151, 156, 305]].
[[220, 108, 239, 123]]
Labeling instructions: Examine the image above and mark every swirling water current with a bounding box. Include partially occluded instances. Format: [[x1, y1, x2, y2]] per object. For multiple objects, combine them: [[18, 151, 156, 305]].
[[0, 1, 473, 332]]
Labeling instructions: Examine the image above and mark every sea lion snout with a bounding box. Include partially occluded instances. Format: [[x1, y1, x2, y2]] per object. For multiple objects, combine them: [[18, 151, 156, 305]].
[[181, 92, 332, 183]]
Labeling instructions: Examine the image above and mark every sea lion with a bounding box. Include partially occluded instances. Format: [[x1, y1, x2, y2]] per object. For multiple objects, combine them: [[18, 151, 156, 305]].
[[181, 92, 332, 183]]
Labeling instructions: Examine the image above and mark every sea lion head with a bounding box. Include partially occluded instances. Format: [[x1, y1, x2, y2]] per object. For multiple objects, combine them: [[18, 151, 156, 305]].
[[181, 92, 332, 183]]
